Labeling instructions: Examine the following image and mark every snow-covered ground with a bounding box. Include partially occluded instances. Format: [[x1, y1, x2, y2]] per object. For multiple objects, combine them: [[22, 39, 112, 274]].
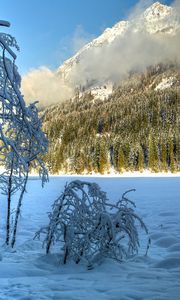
[[55, 170, 180, 177], [0, 176, 180, 300]]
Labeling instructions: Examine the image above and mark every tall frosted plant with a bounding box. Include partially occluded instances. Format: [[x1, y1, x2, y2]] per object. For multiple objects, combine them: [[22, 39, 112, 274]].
[[0, 20, 48, 246]]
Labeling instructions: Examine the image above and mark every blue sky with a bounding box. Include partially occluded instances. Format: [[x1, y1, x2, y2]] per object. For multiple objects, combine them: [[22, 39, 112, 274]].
[[0, 0, 173, 74]]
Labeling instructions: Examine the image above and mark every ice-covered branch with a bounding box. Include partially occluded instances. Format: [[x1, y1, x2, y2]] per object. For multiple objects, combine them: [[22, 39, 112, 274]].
[[36, 180, 148, 268]]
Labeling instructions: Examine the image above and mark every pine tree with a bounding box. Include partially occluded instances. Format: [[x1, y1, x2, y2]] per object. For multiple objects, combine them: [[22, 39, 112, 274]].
[[168, 136, 175, 173], [175, 135, 180, 171], [118, 148, 125, 172], [160, 139, 168, 171], [99, 138, 108, 174], [148, 132, 158, 172], [137, 146, 144, 172]]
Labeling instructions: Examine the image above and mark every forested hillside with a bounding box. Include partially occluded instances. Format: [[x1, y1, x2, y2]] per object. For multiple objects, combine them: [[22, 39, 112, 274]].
[[43, 64, 180, 174]]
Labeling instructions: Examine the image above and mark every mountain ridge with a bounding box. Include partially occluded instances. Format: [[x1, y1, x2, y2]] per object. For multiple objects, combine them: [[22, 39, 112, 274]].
[[57, 2, 180, 91], [21, 2, 180, 106]]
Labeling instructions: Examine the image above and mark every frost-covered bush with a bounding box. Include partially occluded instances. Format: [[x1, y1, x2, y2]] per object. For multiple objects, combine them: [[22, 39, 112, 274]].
[[36, 180, 148, 267]]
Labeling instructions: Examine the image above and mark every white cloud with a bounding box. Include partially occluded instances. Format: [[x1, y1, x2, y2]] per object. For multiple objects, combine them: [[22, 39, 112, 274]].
[[21, 26, 95, 107], [54, 25, 95, 65], [127, 0, 155, 20], [21, 67, 73, 107], [71, 25, 95, 53]]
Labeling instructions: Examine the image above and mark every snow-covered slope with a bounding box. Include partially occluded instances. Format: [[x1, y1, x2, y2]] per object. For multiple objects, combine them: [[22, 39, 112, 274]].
[[0, 177, 180, 299], [58, 20, 128, 82], [155, 76, 177, 90], [57, 2, 180, 91]]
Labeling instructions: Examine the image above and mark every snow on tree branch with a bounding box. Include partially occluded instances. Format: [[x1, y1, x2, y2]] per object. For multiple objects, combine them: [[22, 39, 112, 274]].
[[36, 180, 148, 268], [0, 20, 48, 246]]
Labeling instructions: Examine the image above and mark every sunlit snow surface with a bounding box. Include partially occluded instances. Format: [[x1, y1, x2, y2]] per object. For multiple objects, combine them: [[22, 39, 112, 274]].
[[0, 176, 180, 300]]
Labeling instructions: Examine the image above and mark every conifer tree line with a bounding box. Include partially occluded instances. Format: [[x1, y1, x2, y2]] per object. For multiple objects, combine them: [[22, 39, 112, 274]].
[[43, 64, 180, 174]]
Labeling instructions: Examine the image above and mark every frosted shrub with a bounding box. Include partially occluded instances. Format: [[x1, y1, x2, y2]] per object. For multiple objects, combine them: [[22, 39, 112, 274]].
[[36, 180, 148, 267]]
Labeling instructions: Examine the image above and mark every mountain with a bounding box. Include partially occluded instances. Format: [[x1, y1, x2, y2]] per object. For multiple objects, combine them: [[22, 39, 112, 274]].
[[41, 2, 180, 174], [57, 2, 180, 94], [43, 63, 180, 174]]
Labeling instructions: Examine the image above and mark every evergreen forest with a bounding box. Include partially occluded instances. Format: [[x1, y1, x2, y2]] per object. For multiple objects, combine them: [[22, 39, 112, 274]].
[[42, 64, 180, 174]]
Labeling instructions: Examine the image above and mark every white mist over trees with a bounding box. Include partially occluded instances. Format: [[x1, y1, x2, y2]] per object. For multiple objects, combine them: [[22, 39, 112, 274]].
[[21, 67, 73, 107]]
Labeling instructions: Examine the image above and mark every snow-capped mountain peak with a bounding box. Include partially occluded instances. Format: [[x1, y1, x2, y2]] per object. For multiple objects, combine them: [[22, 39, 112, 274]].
[[140, 1, 179, 35], [143, 2, 172, 20], [57, 2, 180, 92], [93, 21, 128, 45]]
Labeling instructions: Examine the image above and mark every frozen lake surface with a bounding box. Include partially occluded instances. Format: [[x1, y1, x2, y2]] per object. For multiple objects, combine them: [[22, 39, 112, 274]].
[[0, 176, 180, 299]]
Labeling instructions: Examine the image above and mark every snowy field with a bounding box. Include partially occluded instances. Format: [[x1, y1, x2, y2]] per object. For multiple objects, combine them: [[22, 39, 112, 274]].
[[0, 176, 180, 300]]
